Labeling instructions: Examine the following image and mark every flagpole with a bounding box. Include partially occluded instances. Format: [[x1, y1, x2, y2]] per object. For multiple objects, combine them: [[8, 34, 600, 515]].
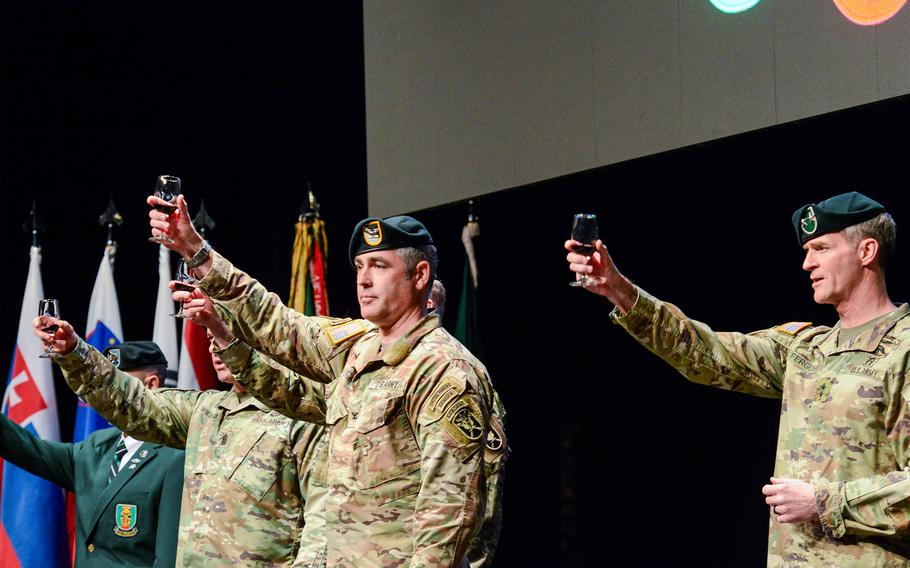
[[98, 195, 124, 265], [290, 184, 330, 316], [1, 203, 70, 568], [193, 199, 217, 238], [23, 200, 44, 250]]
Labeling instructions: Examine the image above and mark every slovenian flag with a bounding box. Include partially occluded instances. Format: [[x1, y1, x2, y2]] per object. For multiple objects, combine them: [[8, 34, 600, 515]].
[[177, 319, 218, 391], [0, 246, 69, 567], [152, 245, 179, 386], [74, 245, 122, 441]]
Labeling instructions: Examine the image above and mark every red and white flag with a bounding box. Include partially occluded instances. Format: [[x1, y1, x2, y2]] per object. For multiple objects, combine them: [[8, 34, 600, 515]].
[[177, 320, 218, 391], [0, 246, 68, 567]]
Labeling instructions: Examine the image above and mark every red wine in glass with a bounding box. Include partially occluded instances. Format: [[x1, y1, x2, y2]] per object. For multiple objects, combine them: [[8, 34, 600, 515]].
[[149, 175, 181, 243], [569, 213, 599, 287], [38, 299, 62, 358], [171, 260, 198, 318]]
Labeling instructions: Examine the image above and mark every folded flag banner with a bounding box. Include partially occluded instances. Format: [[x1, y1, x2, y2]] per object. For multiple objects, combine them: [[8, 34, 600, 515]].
[[177, 319, 218, 390], [75, 245, 122, 440], [290, 207, 329, 317], [152, 245, 179, 386]]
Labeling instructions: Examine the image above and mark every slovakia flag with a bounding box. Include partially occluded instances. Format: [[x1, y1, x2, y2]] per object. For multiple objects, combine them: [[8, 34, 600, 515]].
[[74, 245, 122, 441], [0, 246, 69, 567]]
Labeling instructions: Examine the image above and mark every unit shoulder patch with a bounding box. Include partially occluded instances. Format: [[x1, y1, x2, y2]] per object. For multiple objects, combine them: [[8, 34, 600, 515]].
[[325, 320, 368, 346], [777, 321, 812, 335]]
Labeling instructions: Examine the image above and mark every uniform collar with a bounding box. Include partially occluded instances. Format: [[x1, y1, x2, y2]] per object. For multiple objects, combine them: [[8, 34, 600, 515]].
[[358, 312, 442, 370], [817, 303, 909, 355], [218, 389, 273, 413], [380, 311, 441, 366]]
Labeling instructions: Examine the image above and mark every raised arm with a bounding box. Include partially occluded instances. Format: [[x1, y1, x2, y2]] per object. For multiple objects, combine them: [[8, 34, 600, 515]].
[[173, 288, 331, 423], [150, 194, 356, 381], [609, 287, 789, 398], [217, 339, 328, 424], [34, 317, 200, 448], [0, 412, 76, 491]]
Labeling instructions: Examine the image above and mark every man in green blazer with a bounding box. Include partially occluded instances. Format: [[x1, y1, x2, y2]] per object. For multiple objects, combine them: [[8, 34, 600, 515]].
[[0, 341, 185, 567]]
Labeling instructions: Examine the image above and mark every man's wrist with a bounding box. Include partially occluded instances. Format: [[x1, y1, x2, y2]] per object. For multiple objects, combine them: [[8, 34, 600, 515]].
[[184, 240, 212, 268]]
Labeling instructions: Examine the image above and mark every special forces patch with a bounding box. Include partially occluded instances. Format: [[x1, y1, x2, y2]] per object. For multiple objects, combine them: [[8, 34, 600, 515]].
[[800, 206, 818, 235], [423, 376, 486, 462], [450, 401, 484, 441], [363, 220, 383, 246], [114, 503, 139, 537], [438, 395, 485, 456], [107, 348, 122, 368]]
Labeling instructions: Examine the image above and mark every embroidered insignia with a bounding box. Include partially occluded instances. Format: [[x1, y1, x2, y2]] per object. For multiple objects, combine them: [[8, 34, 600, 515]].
[[139, 450, 148, 458], [444, 398, 484, 441], [114, 504, 139, 537], [130, 458, 140, 464], [801, 206, 818, 235], [363, 220, 382, 246], [128, 464, 137, 470], [452, 405, 483, 440], [107, 349, 121, 368], [326, 321, 368, 346], [486, 425, 503, 452], [777, 322, 812, 335]]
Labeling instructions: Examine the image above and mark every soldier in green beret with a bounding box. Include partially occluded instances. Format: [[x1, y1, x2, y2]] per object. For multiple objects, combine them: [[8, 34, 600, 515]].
[[148, 194, 501, 568], [566, 191, 910, 566]]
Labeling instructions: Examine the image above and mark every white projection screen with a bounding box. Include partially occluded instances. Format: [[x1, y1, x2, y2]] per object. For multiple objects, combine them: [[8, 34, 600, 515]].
[[364, 1, 910, 216]]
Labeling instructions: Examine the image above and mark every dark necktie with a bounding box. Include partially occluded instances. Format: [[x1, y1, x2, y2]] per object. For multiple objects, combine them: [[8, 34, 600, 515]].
[[108, 437, 128, 484]]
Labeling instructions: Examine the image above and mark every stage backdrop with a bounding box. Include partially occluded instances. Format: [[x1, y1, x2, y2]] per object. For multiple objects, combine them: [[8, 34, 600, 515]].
[[363, 1, 910, 216]]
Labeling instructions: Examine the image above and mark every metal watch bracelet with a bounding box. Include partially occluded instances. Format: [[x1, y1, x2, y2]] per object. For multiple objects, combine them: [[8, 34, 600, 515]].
[[185, 240, 212, 268]]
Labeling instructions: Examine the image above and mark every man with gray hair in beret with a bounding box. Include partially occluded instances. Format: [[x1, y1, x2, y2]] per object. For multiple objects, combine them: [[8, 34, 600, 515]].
[[148, 193, 502, 568], [566, 192, 910, 566]]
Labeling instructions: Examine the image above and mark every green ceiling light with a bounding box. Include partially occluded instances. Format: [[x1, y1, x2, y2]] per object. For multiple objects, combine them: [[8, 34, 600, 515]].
[[709, 0, 762, 14]]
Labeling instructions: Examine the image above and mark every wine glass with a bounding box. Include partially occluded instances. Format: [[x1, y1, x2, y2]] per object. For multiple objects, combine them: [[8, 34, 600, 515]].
[[171, 259, 197, 318], [569, 213, 599, 287], [148, 175, 181, 244], [38, 299, 62, 358]]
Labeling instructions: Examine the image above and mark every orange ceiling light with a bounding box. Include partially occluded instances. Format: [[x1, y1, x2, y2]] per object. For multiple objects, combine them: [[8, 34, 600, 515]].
[[832, 0, 907, 25]]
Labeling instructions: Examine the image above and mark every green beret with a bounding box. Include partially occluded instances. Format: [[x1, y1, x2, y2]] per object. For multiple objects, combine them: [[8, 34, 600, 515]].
[[349, 215, 434, 266], [102, 341, 168, 371], [792, 191, 885, 245]]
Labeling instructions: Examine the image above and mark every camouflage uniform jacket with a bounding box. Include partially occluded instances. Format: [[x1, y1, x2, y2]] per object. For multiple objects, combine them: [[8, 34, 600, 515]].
[[56, 338, 330, 567], [613, 287, 910, 567], [198, 251, 492, 568], [217, 332, 509, 568]]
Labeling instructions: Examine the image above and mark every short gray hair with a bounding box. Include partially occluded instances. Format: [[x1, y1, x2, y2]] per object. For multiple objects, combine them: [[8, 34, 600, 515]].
[[843, 212, 896, 269], [397, 245, 438, 300]]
